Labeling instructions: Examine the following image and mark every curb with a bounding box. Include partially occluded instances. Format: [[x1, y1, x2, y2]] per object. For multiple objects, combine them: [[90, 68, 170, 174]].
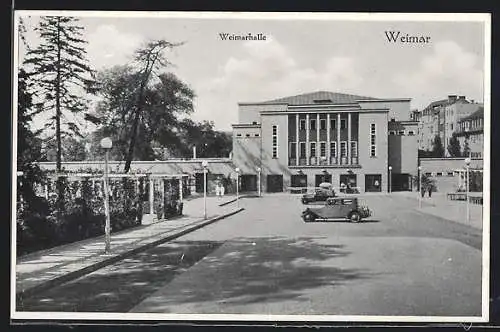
[[16, 207, 245, 301], [218, 195, 260, 207]]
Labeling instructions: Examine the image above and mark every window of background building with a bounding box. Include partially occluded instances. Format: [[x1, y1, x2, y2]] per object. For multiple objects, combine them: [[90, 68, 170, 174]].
[[340, 119, 346, 130], [310, 142, 316, 158], [370, 123, 376, 157], [330, 141, 337, 157], [340, 141, 347, 157], [237, 134, 242, 137], [310, 119, 317, 131], [389, 131, 396, 135], [320, 142, 326, 157], [300, 119, 306, 131], [320, 119, 327, 130], [272, 125, 278, 158], [398, 130, 405, 135], [331, 118, 337, 130], [408, 131, 415, 136]]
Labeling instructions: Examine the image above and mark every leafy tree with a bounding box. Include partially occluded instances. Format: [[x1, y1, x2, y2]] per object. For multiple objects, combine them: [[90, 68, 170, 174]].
[[17, 68, 45, 209], [93, 65, 195, 162], [44, 136, 87, 161], [123, 40, 182, 173], [177, 120, 232, 158], [431, 135, 445, 158], [23, 16, 96, 209], [462, 139, 471, 157], [447, 134, 461, 157]]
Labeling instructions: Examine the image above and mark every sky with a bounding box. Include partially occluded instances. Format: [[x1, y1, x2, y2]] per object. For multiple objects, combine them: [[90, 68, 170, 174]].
[[16, 12, 488, 132]]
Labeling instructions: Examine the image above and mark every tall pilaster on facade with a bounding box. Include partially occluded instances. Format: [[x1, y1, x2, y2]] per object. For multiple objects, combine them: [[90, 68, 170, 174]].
[[306, 114, 310, 165], [337, 113, 341, 165], [348, 112, 352, 165], [295, 113, 299, 166], [327, 113, 331, 165], [316, 113, 320, 164]]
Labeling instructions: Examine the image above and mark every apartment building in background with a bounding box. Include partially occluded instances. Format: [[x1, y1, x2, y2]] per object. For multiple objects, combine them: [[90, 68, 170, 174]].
[[232, 91, 418, 193], [455, 107, 484, 158], [417, 95, 483, 155]]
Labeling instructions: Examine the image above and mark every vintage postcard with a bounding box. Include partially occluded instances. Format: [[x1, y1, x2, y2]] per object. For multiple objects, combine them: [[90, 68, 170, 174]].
[[11, 11, 491, 324]]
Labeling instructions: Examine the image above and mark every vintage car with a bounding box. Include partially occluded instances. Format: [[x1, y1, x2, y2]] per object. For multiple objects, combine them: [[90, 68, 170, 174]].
[[301, 183, 336, 204], [301, 197, 371, 223]]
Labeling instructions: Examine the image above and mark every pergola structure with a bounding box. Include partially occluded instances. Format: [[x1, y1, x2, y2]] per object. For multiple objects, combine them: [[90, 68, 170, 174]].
[[20, 172, 190, 218], [453, 168, 483, 192]]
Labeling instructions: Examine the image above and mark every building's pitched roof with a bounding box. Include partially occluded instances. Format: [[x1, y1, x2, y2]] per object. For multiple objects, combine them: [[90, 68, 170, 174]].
[[422, 97, 471, 113], [461, 107, 484, 121], [260, 91, 379, 105]]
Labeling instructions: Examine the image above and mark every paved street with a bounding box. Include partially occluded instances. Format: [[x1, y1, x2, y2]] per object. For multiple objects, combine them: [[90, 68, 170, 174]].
[[18, 193, 483, 317]]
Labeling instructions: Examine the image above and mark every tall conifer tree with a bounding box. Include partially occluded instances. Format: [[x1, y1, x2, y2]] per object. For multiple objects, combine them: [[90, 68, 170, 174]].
[[24, 16, 95, 209]]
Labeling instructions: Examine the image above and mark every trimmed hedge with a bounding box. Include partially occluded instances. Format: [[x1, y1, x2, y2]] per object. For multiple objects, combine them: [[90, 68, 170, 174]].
[[16, 177, 144, 256]]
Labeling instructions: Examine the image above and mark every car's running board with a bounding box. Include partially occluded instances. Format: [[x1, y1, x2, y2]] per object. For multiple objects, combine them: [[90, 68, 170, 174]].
[[314, 218, 348, 221]]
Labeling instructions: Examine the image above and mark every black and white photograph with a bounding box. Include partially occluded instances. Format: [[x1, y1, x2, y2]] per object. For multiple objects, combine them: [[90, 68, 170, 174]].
[[11, 11, 490, 323]]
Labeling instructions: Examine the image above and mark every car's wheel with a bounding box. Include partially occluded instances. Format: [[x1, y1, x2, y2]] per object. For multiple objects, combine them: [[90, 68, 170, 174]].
[[349, 211, 361, 223], [301, 198, 308, 204], [302, 211, 315, 222]]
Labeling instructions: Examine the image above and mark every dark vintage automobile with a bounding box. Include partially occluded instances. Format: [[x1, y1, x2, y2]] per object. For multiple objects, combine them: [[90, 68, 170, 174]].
[[301, 185, 336, 204], [302, 197, 371, 223]]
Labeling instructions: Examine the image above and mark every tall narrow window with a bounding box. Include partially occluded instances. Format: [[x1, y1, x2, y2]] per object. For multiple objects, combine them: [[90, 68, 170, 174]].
[[340, 141, 347, 157], [310, 142, 316, 158], [299, 119, 306, 131], [310, 119, 317, 131], [331, 119, 337, 130], [370, 123, 376, 157], [320, 119, 327, 130], [272, 125, 278, 158], [290, 142, 297, 158], [320, 142, 327, 157], [330, 142, 337, 157], [340, 119, 347, 130], [300, 142, 306, 158], [350, 141, 358, 158]]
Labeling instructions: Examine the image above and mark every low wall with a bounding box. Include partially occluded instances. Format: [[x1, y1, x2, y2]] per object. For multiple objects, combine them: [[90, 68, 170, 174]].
[[419, 157, 483, 193]]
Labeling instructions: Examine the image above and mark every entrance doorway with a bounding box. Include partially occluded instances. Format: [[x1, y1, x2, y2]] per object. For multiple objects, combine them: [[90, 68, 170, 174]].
[[365, 174, 382, 192], [340, 174, 358, 193], [267, 174, 284, 193], [291, 174, 308, 193], [392, 173, 412, 191], [240, 174, 257, 192], [315, 173, 332, 187]]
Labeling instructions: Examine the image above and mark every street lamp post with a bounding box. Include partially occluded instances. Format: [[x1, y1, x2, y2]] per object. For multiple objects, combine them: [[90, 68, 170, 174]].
[[388, 166, 392, 193], [465, 157, 471, 224], [100, 137, 112, 254], [418, 166, 422, 208], [256, 167, 261, 197], [235, 167, 240, 207], [202, 160, 208, 219]]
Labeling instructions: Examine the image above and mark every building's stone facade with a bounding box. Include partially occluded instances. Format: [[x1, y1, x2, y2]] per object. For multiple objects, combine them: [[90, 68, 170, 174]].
[[232, 91, 418, 193]]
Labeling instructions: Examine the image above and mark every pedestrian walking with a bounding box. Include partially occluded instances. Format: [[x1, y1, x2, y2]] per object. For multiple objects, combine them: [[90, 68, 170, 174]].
[[220, 182, 225, 197], [427, 186, 432, 198], [215, 182, 221, 198]]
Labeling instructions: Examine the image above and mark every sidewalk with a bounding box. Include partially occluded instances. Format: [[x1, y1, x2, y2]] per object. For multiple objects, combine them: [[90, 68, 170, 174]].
[[15, 195, 244, 300], [394, 191, 484, 229]]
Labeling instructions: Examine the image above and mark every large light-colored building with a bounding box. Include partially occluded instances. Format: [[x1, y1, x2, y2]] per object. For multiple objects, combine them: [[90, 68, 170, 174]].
[[417, 95, 483, 155], [232, 91, 418, 193]]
